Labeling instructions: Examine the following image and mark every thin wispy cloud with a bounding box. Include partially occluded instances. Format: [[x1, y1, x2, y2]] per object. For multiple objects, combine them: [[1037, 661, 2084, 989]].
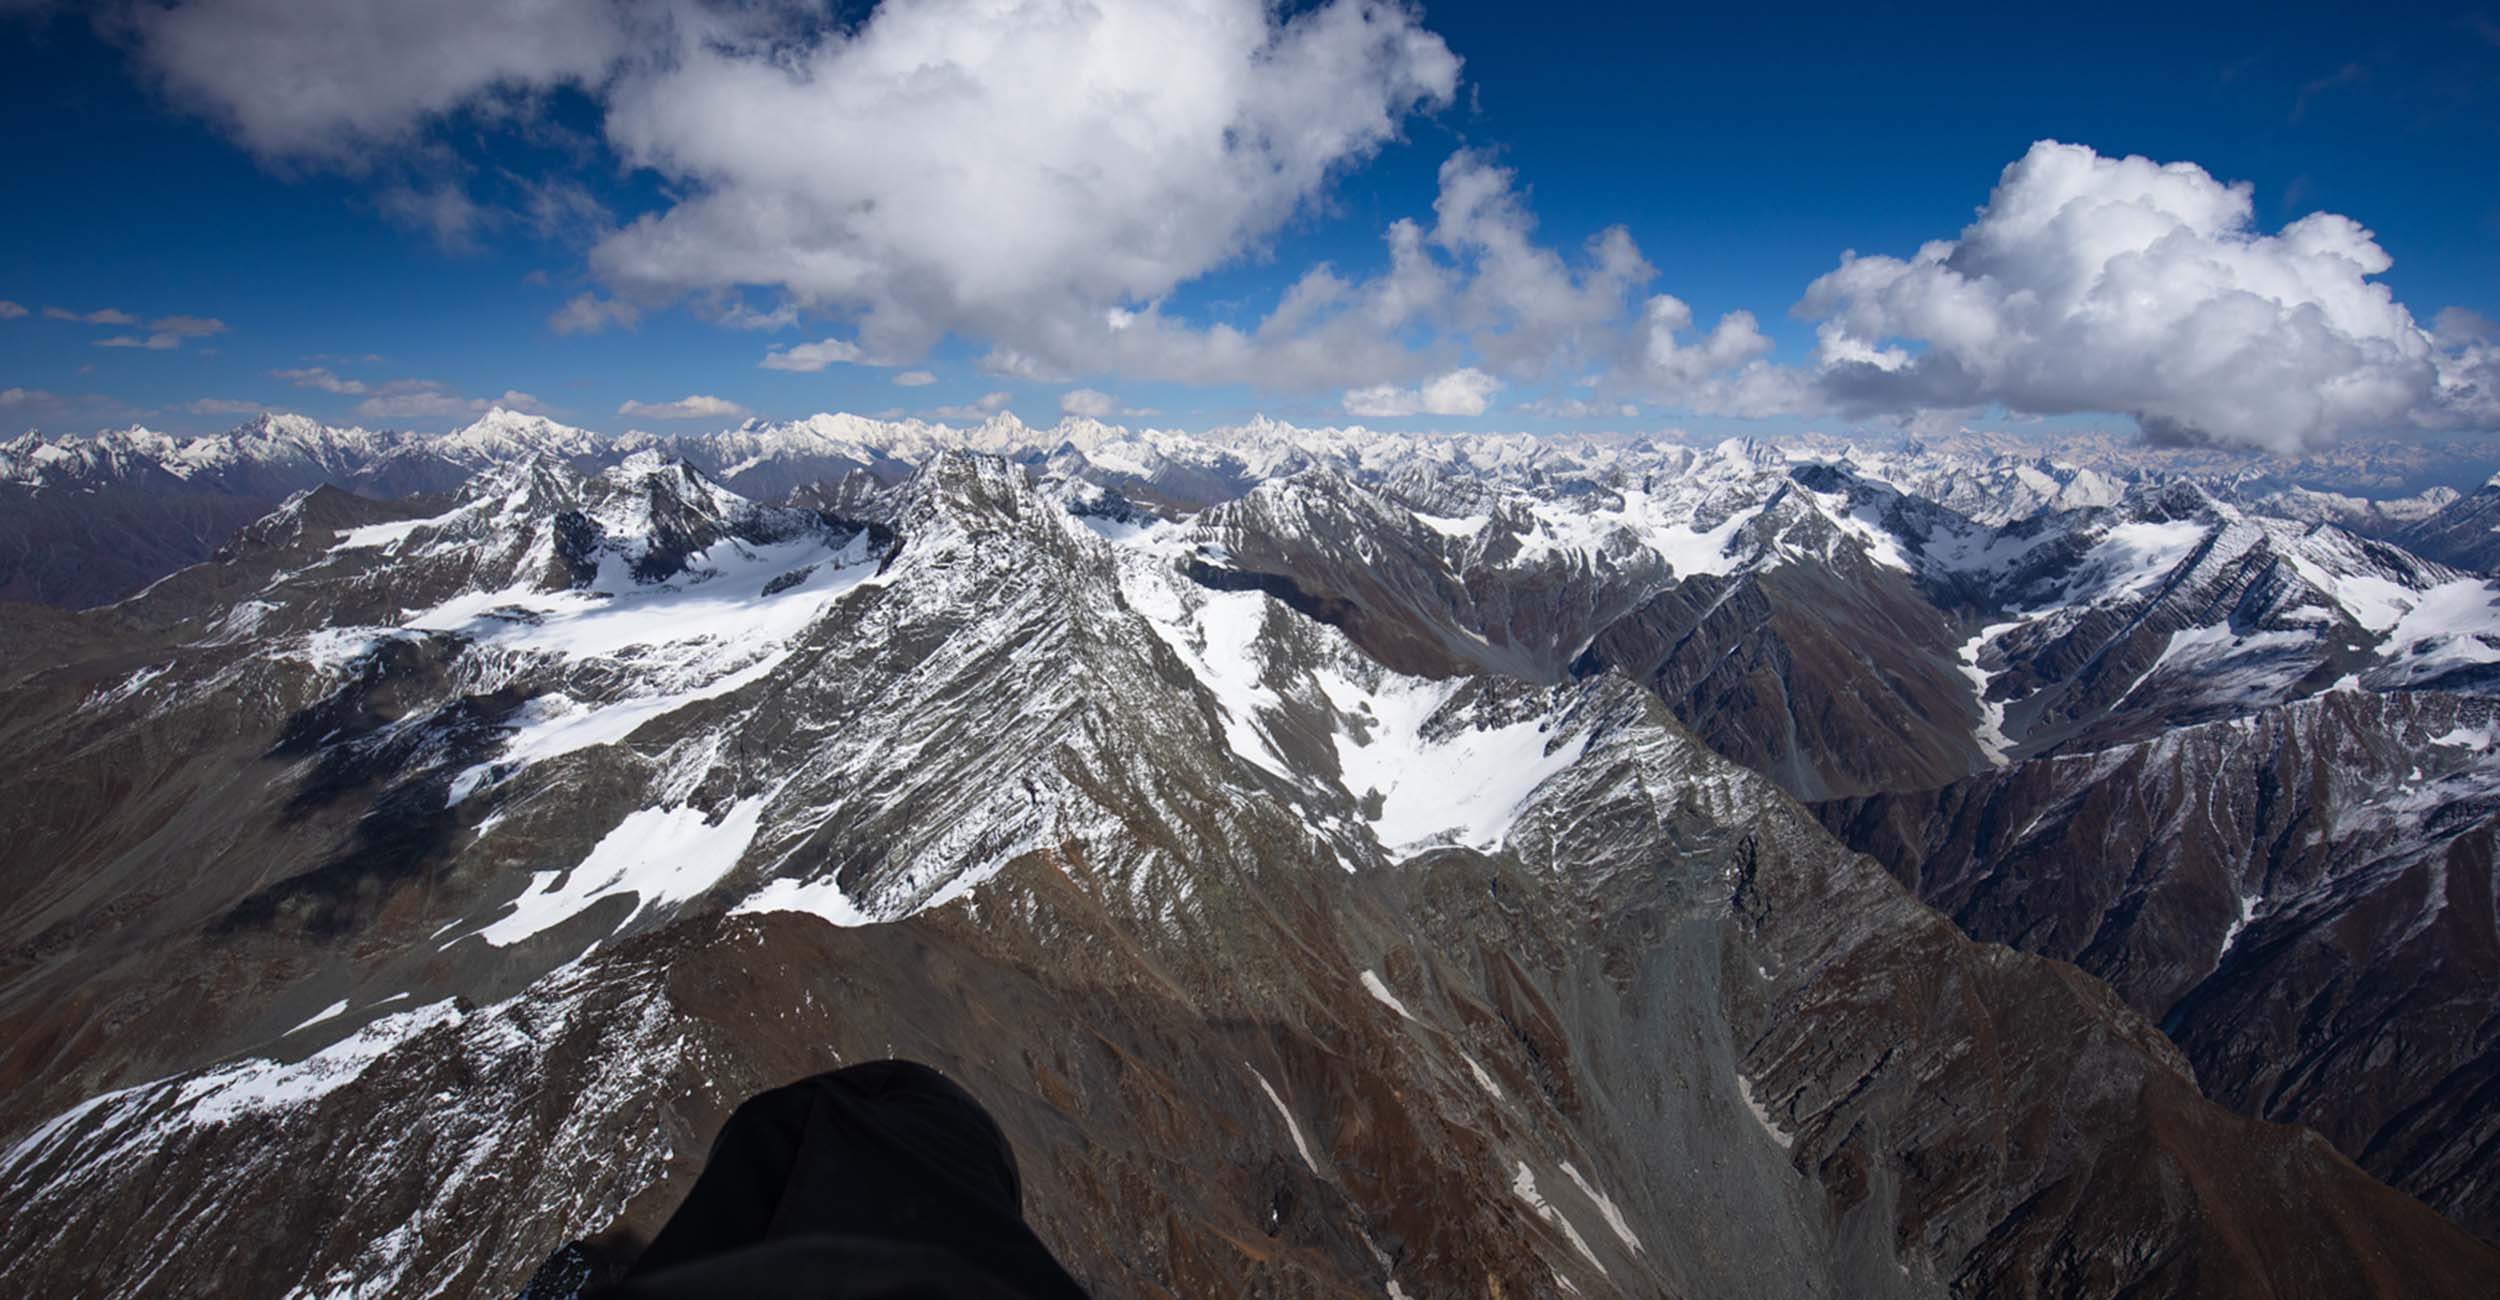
[[1520, 396, 1640, 420], [272, 366, 369, 395], [548, 292, 639, 336], [46, 306, 138, 326], [702, 299, 798, 332], [377, 182, 494, 254], [49, 308, 226, 352], [617, 394, 751, 421], [184, 397, 273, 416], [356, 380, 543, 422], [930, 391, 1013, 421], [758, 338, 868, 373], [2292, 61, 2370, 120]]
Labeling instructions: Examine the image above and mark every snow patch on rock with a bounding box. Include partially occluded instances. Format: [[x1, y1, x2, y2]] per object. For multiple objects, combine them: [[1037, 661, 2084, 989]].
[[1325, 672, 1590, 859], [1249, 1067, 1319, 1174], [1360, 969, 1415, 1021], [1510, 1160, 1606, 1272], [468, 793, 772, 947]]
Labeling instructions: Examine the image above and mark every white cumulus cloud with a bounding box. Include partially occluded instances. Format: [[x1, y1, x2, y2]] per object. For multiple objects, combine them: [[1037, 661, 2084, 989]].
[[1344, 366, 1499, 417], [1796, 139, 2485, 449], [590, 0, 1460, 366], [893, 370, 937, 387]]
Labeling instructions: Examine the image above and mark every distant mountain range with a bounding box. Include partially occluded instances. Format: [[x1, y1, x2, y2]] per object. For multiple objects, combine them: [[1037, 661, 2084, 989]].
[[3, 411, 2497, 1295], [9, 406, 2498, 608]]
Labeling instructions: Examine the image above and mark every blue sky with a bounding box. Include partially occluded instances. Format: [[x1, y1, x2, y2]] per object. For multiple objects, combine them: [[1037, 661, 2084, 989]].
[[2, 1, 2495, 446]]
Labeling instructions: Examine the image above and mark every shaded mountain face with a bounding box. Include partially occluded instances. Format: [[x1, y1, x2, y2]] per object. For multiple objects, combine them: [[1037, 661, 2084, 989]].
[[2399, 476, 2500, 575], [5, 449, 2496, 1297]]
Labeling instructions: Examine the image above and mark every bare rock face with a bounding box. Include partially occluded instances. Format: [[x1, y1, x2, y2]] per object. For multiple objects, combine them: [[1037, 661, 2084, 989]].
[[1573, 555, 1983, 801], [2, 451, 2495, 1299], [1820, 689, 2500, 1239]]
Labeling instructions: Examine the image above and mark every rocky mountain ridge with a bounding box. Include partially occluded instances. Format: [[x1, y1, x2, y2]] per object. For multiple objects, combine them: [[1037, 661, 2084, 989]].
[[3, 424, 2499, 1293]]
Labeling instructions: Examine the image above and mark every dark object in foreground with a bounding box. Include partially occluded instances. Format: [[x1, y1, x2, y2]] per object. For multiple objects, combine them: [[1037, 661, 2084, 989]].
[[523, 1060, 1089, 1299]]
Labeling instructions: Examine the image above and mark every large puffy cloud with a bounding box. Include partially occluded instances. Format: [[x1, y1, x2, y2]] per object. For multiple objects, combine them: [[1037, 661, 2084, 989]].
[[1797, 139, 2481, 450], [591, 0, 1461, 371]]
